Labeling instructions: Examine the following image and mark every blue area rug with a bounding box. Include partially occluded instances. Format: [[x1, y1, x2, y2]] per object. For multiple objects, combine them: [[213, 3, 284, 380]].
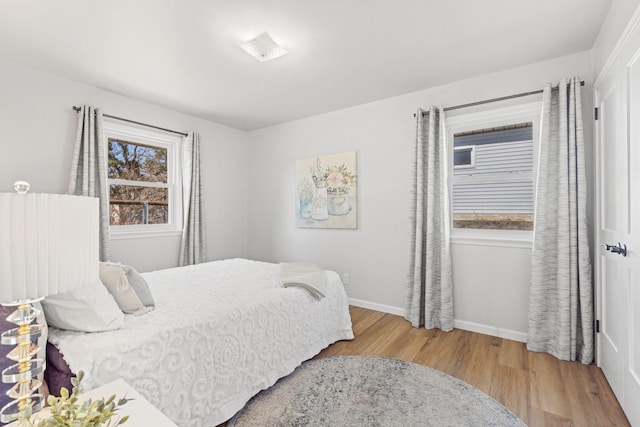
[[229, 356, 526, 426]]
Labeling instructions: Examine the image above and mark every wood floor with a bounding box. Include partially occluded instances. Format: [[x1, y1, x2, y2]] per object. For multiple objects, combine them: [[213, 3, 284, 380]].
[[314, 306, 630, 427]]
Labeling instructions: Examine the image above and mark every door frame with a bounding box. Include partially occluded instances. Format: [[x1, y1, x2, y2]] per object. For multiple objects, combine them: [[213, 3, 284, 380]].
[[592, 1, 640, 368]]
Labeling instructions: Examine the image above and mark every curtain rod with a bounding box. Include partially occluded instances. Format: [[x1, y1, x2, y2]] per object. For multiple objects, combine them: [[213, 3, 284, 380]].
[[73, 106, 189, 137], [415, 80, 585, 117]]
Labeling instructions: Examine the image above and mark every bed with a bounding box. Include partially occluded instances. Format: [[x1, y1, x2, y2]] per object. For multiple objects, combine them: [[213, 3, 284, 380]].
[[44, 258, 354, 426]]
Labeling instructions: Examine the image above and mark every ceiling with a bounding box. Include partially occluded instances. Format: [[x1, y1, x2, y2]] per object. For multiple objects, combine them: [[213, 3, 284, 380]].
[[0, 0, 612, 131]]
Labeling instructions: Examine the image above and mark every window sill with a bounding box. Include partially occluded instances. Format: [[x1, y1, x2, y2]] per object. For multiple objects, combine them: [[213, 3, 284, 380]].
[[110, 229, 183, 240], [451, 229, 532, 249]]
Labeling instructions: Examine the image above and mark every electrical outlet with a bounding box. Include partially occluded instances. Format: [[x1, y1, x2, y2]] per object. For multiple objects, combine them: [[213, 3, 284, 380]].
[[342, 273, 350, 285]]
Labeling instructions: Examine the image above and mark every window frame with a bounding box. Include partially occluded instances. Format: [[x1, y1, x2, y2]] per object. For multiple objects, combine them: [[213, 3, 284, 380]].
[[453, 145, 476, 169], [103, 120, 183, 239], [446, 101, 541, 245]]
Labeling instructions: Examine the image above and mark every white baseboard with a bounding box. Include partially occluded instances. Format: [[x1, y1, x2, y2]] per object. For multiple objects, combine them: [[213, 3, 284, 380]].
[[348, 298, 527, 343], [348, 298, 405, 317], [453, 319, 527, 343]]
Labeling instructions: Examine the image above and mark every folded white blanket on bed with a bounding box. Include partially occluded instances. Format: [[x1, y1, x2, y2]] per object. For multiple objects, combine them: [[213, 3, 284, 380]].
[[280, 262, 327, 299]]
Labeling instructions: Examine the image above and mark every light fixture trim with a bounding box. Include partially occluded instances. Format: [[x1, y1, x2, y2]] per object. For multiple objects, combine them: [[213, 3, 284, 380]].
[[237, 32, 288, 62]]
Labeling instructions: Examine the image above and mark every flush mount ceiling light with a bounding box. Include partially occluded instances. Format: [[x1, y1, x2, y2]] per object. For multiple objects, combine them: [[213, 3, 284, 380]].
[[237, 32, 288, 62]]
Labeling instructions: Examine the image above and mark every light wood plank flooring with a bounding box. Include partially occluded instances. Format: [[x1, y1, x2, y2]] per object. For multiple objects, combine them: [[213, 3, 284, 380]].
[[314, 306, 630, 426]]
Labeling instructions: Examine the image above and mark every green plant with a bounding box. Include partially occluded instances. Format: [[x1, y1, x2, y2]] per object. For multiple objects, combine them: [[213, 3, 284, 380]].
[[26, 371, 132, 427]]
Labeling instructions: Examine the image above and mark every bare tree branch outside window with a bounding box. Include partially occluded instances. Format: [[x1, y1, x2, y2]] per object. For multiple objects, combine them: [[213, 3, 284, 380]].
[[108, 139, 169, 225]]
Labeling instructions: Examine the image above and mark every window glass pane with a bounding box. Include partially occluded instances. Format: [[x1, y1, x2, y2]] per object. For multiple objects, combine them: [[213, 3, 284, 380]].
[[108, 139, 167, 183], [454, 148, 472, 166], [454, 125, 532, 147], [452, 180, 533, 230], [452, 123, 533, 230], [109, 185, 168, 225]]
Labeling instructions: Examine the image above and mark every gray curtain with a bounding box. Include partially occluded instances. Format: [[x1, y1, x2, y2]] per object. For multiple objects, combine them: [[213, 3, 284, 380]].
[[179, 131, 206, 266], [405, 107, 454, 331], [68, 105, 110, 262], [528, 77, 593, 364]]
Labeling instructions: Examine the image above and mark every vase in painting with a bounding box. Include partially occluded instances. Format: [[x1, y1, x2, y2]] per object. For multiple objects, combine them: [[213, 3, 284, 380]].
[[311, 182, 329, 221], [327, 192, 351, 215], [299, 189, 313, 219]]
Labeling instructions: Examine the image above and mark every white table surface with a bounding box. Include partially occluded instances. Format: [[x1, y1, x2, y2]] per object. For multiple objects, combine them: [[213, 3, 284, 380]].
[[9, 378, 177, 427], [79, 378, 177, 427]]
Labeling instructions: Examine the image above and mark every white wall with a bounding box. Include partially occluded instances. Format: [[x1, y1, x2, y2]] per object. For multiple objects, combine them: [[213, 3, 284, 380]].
[[0, 59, 249, 273], [246, 51, 593, 338]]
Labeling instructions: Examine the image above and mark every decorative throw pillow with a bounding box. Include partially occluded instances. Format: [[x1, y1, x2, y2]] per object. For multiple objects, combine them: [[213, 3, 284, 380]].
[[41, 281, 124, 332], [99, 262, 145, 314], [122, 264, 155, 309]]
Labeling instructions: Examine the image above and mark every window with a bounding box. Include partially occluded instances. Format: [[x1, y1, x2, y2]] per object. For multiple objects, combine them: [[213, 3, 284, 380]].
[[453, 146, 475, 169], [104, 121, 182, 238], [448, 103, 540, 233], [108, 139, 168, 225]]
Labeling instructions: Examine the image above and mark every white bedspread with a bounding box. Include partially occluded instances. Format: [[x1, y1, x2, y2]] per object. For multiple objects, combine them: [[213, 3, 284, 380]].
[[47, 259, 354, 426]]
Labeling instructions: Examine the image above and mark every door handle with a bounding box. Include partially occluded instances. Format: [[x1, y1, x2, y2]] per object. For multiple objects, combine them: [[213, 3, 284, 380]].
[[601, 242, 627, 257]]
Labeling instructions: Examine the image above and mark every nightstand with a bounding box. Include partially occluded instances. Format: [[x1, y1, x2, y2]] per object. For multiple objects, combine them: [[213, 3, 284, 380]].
[[9, 378, 177, 427]]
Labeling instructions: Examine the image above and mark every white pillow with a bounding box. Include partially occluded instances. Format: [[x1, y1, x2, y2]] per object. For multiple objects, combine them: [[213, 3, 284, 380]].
[[99, 262, 145, 314], [41, 280, 124, 332], [122, 265, 155, 309]]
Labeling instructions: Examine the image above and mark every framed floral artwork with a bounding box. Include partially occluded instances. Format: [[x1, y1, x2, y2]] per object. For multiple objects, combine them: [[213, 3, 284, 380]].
[[295, 151, 357, 229]]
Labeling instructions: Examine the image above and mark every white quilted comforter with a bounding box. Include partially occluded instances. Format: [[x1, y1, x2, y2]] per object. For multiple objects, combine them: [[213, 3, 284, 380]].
[[47, 259, 354, 426]]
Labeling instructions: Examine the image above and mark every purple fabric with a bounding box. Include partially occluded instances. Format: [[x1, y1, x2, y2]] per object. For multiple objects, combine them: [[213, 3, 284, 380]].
[[44, 342, 74, 396]]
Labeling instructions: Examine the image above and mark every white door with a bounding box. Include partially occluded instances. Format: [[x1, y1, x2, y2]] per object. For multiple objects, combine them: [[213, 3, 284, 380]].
[[595, 25, 640, 427]]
